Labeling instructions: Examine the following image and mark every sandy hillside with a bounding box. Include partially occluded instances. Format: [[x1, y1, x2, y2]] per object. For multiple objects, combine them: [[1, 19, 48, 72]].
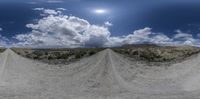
[[0, 49, 200, 99]]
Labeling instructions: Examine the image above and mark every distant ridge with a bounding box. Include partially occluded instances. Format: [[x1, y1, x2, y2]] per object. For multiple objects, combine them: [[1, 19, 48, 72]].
[[121, 44, 160, 48], [121, 43, 199, 48]]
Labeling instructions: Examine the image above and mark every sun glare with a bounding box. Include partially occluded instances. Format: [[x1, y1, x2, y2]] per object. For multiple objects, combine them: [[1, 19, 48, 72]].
[[93, 9, 107, 14]]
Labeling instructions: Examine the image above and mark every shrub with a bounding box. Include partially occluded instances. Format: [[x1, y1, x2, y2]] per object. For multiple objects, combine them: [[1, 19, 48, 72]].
[[75, 54, 81, 59], [48, 56, 53, 60], [89, 51, 96, 56], [45, 52, 48, 55], [33, 51, 44, 57], [33, 56, 40, 60], [57, 53, 69, 59], [132, 51, 139, 55], [26, 54, 32, 58]]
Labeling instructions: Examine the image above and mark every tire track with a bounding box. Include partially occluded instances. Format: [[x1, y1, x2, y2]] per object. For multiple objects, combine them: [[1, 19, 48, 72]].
[[108, 49, 135, 91], [0, 49, 8, 86], [69, 49, 107, 77]]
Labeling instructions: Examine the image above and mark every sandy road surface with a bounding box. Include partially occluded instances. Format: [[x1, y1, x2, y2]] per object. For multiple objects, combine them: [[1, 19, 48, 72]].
[[0, 49, 200, 99]]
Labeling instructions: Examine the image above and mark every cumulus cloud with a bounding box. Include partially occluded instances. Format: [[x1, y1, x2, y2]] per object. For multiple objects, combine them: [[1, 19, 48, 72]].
[[13, 8, 200, 48], [14, 10, 110, 48], [0, 27, 2, 31], [105, 28, 173, 47]]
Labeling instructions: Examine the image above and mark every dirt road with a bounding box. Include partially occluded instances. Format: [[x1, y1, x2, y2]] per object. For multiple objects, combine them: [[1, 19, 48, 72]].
[[0, 49, 200, 99]]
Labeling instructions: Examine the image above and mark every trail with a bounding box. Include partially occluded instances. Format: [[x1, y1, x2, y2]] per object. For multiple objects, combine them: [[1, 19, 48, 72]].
[[0, 49, 8, 85], [0, 49, 200, 99]]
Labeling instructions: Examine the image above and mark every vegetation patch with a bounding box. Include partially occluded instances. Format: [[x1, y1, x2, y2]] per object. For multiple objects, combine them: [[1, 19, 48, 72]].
[[0, 48, 6, 53], [11, 48, 104, 64], [112, 44, 200, 64]]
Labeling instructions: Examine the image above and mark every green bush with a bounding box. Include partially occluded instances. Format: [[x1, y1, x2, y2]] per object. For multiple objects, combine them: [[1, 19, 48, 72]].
[[33, 51, 44, 57], [57, 53, 69, 59], [89, 51, 96, 56], [33, 56, 40, 60], [75, 54, 81, 59], [75, 51, 86, 59], [48, 56, 53, 60]]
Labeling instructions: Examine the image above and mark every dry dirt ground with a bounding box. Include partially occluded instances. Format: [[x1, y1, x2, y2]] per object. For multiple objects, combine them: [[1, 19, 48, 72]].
[[0, 49, 200, 99]]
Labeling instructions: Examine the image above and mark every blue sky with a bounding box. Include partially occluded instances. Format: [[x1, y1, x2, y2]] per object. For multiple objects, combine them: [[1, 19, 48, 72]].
[[0, 0, 200, 47]]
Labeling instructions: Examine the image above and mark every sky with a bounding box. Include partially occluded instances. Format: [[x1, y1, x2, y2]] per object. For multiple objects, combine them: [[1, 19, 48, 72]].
[[0, 0, 200, 47]]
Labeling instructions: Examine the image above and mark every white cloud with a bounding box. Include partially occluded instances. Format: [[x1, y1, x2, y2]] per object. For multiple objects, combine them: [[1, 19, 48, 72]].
[[104, 21, 113, 27], [0, 35, 9, 47], [13, 8, 200, 48], [33, 8, 62, 16], [106, 28, 173, 47], [83, 25, 110, 47], [14, 10, 110, 48], [123, 27, 152, 44], [170, 29, 200, 46], [26, 2, 37, 4], [43, 9, 61, 15], [33, 8, 44, 11], [57, 8, 67, 11], [0, 28, 9, 47], [150, 33, 172, 44], [47, 0, 64, 3], [173, 30, 193, 40], [47, 0, 81, 3]]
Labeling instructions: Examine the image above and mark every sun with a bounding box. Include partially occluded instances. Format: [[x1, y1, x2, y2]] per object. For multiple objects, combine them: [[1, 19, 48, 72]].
[[93, 9, 108, 14]]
